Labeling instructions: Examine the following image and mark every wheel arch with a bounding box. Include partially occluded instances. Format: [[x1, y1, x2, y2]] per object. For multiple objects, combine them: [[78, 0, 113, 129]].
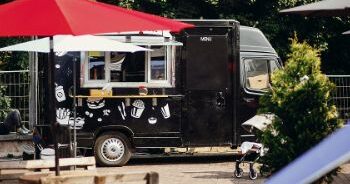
[[94, 125, 135, 148]]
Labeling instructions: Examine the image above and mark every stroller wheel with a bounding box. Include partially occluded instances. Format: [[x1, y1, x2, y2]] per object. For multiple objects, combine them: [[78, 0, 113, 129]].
[[260, 164, 269, 177], [234, 168, 243, 178], [249, 169, 258, 180]]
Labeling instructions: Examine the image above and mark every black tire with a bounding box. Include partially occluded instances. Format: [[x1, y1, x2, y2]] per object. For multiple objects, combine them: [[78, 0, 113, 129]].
[[249, 169, 258, 180], [260, 164, 269, 177], [94, 132, 132, 166], [234, 168, 243, 178]]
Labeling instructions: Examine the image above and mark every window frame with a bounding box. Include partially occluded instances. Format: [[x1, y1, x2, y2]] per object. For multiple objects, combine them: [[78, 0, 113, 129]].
[[242, 57, 280, 94], [83, 51, 109, 84], [147, 45, 170, 84], [81, 45, 174, 88]]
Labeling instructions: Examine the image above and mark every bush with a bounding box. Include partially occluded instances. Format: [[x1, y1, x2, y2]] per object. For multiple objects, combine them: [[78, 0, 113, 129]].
[[0, 84, 10, 121], [258, 39, 343, 183]]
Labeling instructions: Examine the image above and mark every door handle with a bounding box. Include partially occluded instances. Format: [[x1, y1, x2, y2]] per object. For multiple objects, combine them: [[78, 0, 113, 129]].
[[243, 97, 255, 103]]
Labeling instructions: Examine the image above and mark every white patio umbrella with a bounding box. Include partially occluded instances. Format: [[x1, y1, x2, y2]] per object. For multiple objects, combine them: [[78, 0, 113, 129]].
[[0, 34, 151, 53], [0, 37, 50, 52], [342, 30, 350, 35], [280, 0, 350, 17]]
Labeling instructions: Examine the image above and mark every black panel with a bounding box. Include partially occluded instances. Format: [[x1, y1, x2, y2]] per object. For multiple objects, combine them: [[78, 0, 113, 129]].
[[184, 91, 232, 146], [37, 51, 183, 148], [186, 35, 228, 90], [133, 137, 182, 147], [179, 25, 237, 147]]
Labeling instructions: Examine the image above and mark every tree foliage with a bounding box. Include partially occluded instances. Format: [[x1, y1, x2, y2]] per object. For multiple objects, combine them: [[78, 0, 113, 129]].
[[0, 84, 10, 120], [98, 0, 350, 74], [0, 37, 29, 70], [258, 39, 343, 183], [0, 0, 349, 73]]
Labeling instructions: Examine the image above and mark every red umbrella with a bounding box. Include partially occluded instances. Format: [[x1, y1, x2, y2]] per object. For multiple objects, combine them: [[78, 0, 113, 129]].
[[0, 0, 192, 36], [0, 0, 192, 176]]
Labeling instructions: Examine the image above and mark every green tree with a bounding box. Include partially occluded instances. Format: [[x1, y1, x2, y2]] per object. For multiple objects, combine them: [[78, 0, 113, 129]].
[[0, 37, 29, 70], [0, 84, 10, 120], [258, 39, 342, 183], [99, 0, 220, 18], [99, 0, 350, 74], [217, 0, 350, 74]]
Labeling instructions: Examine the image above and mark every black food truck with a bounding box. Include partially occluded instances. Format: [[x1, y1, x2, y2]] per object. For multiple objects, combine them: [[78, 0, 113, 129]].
[[36, 20, 281, 166]]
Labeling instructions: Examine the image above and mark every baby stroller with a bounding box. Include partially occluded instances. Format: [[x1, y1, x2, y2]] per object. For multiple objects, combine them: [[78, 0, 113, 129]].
[[234, 114, 274, 180], [234, 141, 263, 180]]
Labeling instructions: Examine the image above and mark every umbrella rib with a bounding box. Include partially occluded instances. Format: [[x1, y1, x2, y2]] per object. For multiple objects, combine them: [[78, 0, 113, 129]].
[[52, 0, 74, 35]]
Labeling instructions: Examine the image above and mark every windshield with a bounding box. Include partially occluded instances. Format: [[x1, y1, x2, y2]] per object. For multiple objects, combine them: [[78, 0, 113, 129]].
[[244, 58, 280, 91]]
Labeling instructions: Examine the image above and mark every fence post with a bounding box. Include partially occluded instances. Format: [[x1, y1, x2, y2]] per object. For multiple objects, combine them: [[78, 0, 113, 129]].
[[29, 50, 38, 130]]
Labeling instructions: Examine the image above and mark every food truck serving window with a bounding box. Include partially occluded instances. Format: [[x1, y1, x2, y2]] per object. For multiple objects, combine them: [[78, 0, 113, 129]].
[[109, 52, 146, 82], [149, 46, 167, 81], [244, 58, 279, 92], [81, 45, 173, 88], [88, 52, 105, 80]]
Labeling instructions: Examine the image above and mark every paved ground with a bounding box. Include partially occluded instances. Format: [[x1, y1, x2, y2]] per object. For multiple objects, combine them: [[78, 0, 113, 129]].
[[97, 154, 350, 184], [333, 164, 350, 184], [2, 152, 350, 183], [98, 154, 265, 184]]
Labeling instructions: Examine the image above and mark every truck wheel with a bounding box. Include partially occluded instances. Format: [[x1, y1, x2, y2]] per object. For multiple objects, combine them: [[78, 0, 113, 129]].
[[94, 132, 132, 166]]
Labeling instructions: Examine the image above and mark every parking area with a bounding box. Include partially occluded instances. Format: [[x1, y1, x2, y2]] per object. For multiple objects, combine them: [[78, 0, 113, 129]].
[[1, 153, 350, 183], [98, 154, 265, 184]]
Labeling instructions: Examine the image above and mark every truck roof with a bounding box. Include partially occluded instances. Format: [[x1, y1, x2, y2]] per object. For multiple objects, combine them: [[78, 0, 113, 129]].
[[177, 19, 239, 27], [240, 26, 277, 54], [178, 19, 277, 54]]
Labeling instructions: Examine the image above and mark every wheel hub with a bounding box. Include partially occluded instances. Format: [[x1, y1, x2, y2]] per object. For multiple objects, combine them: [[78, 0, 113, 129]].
[[100, 138, 125, 162]]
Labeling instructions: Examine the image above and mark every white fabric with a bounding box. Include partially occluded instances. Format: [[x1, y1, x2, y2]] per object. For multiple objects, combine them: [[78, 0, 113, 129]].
[[343, 30, 350, 35], [0, 35, 151, 53], [0, 37, 50, 52], [240, 141, 264, 156], [107, 35, 183, 46], [53, 35, 151, 52], [280, 0, 350, 13], [242, 113, 275, 132]]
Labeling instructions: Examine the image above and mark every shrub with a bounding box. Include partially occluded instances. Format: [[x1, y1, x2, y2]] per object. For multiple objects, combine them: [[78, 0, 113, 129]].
[[0, 84, 10, 121], [258, 39, 342, 183]]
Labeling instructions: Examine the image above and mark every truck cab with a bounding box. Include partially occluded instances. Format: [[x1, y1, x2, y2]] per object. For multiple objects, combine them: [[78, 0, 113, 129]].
[[238, 26, 281, 142]]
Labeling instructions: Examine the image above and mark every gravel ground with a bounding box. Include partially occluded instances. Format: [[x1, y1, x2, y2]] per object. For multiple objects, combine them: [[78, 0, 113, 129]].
[[98, 154, 265, 184]]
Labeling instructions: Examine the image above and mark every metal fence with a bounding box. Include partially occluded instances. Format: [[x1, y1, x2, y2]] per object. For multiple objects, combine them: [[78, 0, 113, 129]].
[[0, 70, 349, 126], [328, 75, 350, 122], [0, 70, 30, 125]]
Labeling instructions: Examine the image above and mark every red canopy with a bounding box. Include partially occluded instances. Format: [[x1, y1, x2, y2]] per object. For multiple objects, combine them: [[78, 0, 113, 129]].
[[0, 0, 193, 36]]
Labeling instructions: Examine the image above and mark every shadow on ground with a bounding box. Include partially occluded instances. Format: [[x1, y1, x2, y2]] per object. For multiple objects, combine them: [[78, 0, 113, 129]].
[[183, 171, 233, 179], [127, 154, 237, 165], [183, 171, 265, 183]]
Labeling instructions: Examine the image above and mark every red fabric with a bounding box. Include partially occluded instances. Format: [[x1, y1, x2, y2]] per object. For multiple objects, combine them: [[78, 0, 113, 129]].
[[0, 0, 193, 36]]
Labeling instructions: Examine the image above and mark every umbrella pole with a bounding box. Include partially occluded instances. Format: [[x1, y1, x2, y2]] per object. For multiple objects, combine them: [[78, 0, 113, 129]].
[[48, 36, 60, 176], [73, 56, 77, 159]]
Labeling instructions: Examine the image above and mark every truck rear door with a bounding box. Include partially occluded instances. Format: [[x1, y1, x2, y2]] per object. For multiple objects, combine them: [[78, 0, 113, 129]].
[[181, 26, 237, 146]]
